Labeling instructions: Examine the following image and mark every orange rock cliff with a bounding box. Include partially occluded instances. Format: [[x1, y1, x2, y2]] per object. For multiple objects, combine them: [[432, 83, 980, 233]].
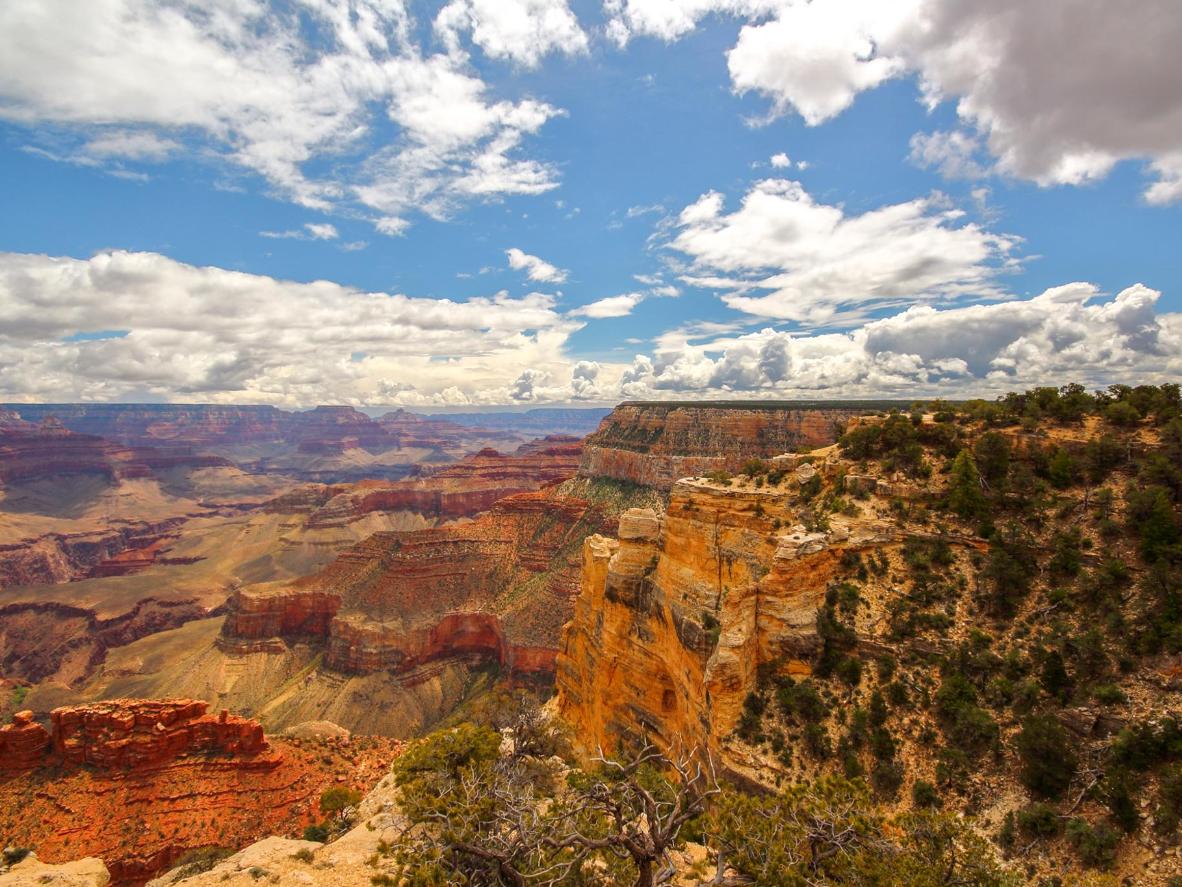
[[556, 463, 898, 769]]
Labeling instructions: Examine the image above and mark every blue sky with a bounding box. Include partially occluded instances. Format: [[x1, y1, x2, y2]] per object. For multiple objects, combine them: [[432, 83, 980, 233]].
[[0, 0, 1179, 407]]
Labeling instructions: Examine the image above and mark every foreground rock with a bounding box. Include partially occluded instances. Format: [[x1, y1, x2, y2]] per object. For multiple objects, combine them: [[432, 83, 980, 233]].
[[0, 853, 110, 887], [0, 701, 397, 885]]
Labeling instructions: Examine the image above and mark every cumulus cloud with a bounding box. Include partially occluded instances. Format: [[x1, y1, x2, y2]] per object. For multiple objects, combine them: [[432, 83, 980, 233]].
[[620, 283, 1182, 398], [610, 0, 1182, 203], [506, 247, 568, 283], [571, 293, 644, 318], [728, 0, 910, 125], [0, 250, 585, 407], [436, 0, 587, 67], [570, 360, 602, 399], [769, 152, 791, 168], [668, 178, 1018, 324], [0, 0, 565, 229]]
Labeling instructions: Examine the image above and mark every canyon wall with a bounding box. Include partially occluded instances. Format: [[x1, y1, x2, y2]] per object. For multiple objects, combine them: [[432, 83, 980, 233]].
[[557, 471, 897, 760], [286, 436, 582, 528], [578, 402, 880, 489], [2, 403, 527, 456], [0, 418, 227, 485], [221, 488, 608, 680], [0, 598, 212, 684]]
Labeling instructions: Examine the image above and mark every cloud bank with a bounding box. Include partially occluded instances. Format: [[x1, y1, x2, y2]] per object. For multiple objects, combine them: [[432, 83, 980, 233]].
[[0, 251, 1177, 407]]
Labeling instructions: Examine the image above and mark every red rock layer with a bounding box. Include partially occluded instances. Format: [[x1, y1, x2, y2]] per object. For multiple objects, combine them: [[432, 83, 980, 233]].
[[221, 489, 608, 677], [48, 699, 267, 769], [0, 702, 400, 885], [0, 710, 50, 771], [578, 403, 869, 489], [287, 436, 583, 527]]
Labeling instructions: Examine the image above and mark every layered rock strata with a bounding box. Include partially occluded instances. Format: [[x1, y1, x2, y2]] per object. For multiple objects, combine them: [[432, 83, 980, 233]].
[[556, 477, 897, 759], [0, 701, 398, 885], [578, 402, 888, 489], [282, 436, 582, 528], [222, 489, 606, 679]]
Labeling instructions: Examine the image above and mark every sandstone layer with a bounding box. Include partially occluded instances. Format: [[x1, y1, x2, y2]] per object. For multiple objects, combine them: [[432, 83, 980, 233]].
[[578, 402, 882, 489], [557, 471, 897, 761]]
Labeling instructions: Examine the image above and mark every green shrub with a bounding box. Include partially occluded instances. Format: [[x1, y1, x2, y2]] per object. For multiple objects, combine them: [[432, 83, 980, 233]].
[[303, 823, 329, 842], [1015, 714, 1077, 800], [1017, 802, 1063, 838], [911, 780, 941, 809], [1065, 818, 1120, 868], [320, 786, 363, 815]]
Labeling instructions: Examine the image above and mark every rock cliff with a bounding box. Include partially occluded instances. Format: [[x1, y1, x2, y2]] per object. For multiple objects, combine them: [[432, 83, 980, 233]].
[[557, 468, 897, 761], [0, 419, 227, 486], [577, 402, 877, 489], [280, 436, 582, 528]]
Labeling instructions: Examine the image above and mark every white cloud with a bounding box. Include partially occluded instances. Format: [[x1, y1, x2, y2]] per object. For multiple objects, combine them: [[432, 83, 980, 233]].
[[82, 131, 179, 161], [435, 0, 587, 67], [620, 283, 1182, 397], [769, 152, 791, 168], [506, 247, 568, 283], [908, 130, 987, 180], [609, 0, 1182, 203], [571, 293, 644, 318], [604, 0, 780, 44], [570, 360, 602, 399], [0, 250, 587, 407], [728, 0, 911, 125], [260, 223, 340, 241], [0, 0, 565, 229], [668, 178, 1018, 324]]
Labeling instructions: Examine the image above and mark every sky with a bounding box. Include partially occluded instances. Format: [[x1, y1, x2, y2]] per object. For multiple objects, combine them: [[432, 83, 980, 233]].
[[0, 0, 1179, 409]]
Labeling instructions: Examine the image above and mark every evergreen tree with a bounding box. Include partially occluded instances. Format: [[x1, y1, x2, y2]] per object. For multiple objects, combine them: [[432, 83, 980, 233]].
[[947, 450, 986, 519]]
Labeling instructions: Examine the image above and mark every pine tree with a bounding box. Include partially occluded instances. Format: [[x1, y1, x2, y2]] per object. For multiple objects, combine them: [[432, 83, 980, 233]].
[[947, 450, 986, 519]]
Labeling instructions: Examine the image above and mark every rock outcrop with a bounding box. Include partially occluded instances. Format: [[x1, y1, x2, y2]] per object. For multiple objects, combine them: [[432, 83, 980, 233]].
[[557, 475, 897, 760], [577, 402, 877, 489], [0, 701, 398, 885], [0, 700, 269, 774], [0, 710, 50, 771]]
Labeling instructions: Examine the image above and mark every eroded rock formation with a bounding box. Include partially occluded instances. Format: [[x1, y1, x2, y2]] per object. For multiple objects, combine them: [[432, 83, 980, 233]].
[[222, 488, 608, 680], [557, 474, 897, 760], [0, 701, 398, 885], [578, 402, 873, 489], [282, 436, 582, 528], [0, 418, 226, 486]]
